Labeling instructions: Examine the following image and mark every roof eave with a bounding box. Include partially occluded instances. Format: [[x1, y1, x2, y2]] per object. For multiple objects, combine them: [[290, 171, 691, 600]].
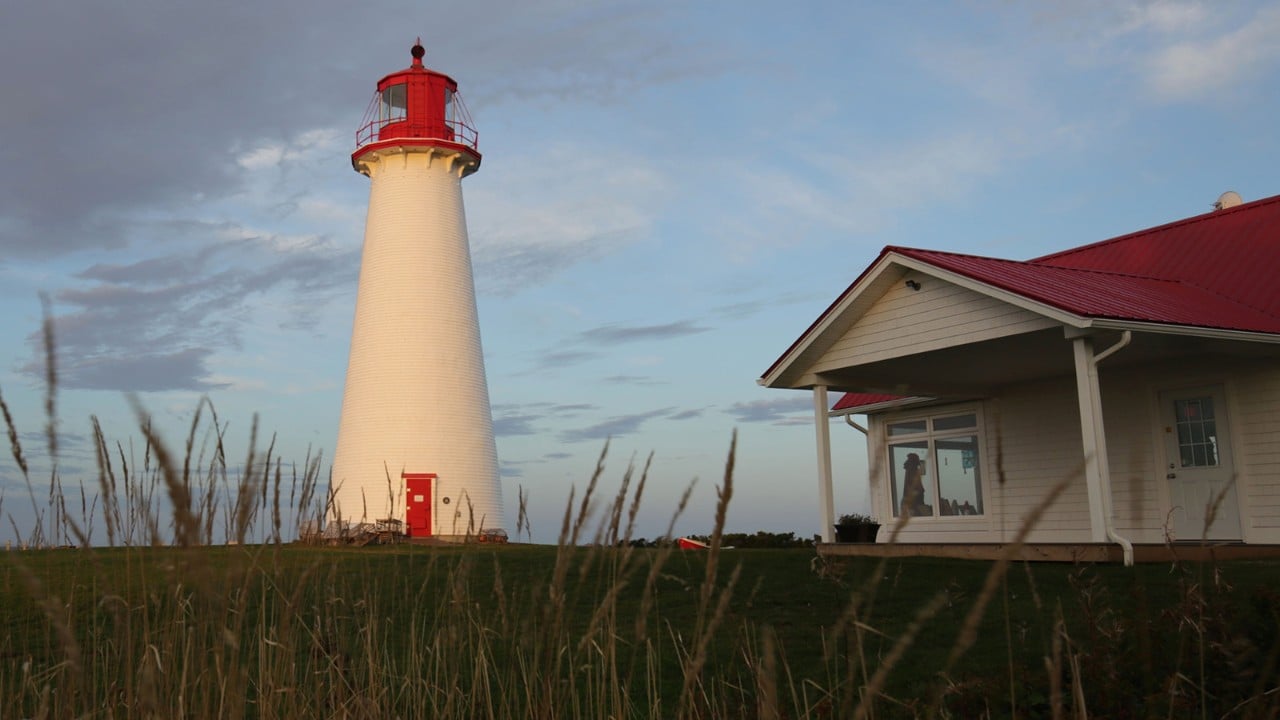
[[828, 396, 936, 417], [759, 249, 903, 388], [1087, 318, 1280, 343]]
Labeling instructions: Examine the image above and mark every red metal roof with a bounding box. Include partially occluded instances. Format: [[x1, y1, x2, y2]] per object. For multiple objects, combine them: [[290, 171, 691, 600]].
[[876, 193, 1280, 332], [830, 393, 907, 412], [889, 193, 1280, 334], [763, 192, 1280, 412], [1034, 194, 1280, 318], [892, 247, 1280, 333]]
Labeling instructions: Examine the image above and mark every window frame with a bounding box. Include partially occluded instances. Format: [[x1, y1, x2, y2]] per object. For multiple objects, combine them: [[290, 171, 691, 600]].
[[881, 404, 988, 520]]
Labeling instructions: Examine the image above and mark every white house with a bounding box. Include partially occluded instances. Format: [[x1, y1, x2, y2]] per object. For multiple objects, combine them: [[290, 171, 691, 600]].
[[760, 192, 1280, 563]]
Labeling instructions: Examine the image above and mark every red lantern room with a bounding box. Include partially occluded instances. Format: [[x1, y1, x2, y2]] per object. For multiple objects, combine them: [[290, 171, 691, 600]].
[[353, 39, 480, 171]]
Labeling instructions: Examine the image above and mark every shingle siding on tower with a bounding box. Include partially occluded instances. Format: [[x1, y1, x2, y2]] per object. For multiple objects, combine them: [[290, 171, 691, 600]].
[[332, 147, 502, 535]]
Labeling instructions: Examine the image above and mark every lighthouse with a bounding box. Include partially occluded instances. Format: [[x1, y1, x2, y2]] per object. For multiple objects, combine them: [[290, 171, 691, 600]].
[[330, 41, 503, 540]]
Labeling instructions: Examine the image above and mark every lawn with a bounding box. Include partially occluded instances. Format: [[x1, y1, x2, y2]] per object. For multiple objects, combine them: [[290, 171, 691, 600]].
[[3, 541, 1279, 718]]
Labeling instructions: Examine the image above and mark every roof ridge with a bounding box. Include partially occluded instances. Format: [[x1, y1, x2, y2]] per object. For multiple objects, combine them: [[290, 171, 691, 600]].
[[1031, 192, 1280, 263]]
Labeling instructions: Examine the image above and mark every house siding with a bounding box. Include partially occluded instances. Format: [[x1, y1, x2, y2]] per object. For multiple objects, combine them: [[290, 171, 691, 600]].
[[1233, 361, 1280, 540], [812, 272, 1058, 374], [864, 359, 1280, 545]]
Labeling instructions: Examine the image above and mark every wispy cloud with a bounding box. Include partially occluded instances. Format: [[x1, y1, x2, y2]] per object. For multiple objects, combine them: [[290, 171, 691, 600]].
[[32, 231, 357, 391], [492, 402, 600, 438], [723, 397, 813, 424], [469, 146, 668, 296], [493, 413, 540, 437], [531, 349, 602, 372], [559, 407, 674, 443], [1141, 4, 1280, 101], [602, 374, 662, 386], [580, 321, 710, 345]]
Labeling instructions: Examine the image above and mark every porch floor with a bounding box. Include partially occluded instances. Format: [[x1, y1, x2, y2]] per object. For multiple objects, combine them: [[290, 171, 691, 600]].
[[817, 541, 1280, 563]]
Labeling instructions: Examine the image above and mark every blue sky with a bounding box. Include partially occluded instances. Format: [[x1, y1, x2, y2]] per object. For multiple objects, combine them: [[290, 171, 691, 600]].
[[2, 1, 1279, 543]]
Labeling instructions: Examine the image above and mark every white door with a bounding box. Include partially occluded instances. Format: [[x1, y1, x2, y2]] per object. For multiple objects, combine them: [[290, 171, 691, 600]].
[[1159, 386, 1241, 541]]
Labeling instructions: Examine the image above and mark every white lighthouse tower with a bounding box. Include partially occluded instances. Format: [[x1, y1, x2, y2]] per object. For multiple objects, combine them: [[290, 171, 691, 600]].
[[331, 41, 503, 540]]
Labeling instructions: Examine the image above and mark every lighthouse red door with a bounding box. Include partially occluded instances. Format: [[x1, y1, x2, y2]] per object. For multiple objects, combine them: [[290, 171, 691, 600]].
[[403, 472, 435, 537]]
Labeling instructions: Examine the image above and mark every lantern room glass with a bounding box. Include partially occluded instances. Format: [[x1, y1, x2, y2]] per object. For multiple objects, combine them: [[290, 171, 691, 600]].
[[380, 83, 408, 125]]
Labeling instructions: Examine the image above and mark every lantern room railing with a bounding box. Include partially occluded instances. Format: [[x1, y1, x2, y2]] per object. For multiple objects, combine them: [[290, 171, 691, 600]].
[[354, 116, 479, 154]]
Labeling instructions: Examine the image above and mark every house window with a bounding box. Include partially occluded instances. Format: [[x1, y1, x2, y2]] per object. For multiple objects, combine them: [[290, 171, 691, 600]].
[[887, 411, 984, 518], [1173, 397, 1218, 467]]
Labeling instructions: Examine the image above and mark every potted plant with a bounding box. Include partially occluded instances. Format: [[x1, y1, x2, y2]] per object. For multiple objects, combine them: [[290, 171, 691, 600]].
[[834, 513, 881, 543]]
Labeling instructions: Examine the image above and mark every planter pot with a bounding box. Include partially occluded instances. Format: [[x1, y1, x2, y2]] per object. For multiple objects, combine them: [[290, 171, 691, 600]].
[[834, 524, 880, 543]]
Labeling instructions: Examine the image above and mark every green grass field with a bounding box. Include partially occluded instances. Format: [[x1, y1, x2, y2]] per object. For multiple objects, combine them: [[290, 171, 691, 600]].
[[3, 323, 1279, 718], [3, 540, 1279, 718]]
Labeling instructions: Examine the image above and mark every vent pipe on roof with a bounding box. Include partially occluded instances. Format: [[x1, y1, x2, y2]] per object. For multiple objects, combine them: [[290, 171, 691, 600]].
[[1214, 190, 1243, 210]]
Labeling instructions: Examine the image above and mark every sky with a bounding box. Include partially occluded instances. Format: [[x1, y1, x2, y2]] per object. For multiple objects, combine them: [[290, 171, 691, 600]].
[[2, 0, 1279, 544]]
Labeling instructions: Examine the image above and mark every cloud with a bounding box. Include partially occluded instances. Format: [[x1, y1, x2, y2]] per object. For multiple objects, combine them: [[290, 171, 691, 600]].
[[492, 402, 601, 438], [723, 397, 813, 424], [668, 408, 704, 421], [548, 403, 595, 415], [526, 320, 707, 376], [580, 321, 711, 345], [0, 3, 364, 259], [451, 1, 731, 107], [727, 128, 1011, 261], [1142, 5, 1280, 101], [1116, 1, 1210, 35], [559, 407, 674, 443], [532, 350, 602, 372], [602, 375, 662, 386], [0, 0, 711, 260], [493, 413, 539, 437], [77, 255, 204, 286], [58, 349, 228, 393], [30, 232, 357, 391], [468, 146, 668, 296]]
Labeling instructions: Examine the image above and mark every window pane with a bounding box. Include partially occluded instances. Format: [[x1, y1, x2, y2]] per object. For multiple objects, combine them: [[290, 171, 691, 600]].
[[932, 414, 977, 432], [380, 84, 407, 123], [1176, 424, 1191, 445], [888, 420, 927, 437], [1174, 397, 1220, 468], [890, 441, 932, 517], [935, 435, 983, 516]]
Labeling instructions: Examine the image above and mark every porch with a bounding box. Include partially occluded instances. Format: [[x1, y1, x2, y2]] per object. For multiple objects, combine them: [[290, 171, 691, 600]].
[[817, 541, 1280, 563]]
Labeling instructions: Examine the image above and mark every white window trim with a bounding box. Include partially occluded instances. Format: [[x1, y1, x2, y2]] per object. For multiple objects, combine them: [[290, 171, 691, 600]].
[[880, 403, 990, 522]]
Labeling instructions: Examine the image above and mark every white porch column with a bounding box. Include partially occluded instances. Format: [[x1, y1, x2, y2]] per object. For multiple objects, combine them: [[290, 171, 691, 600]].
[[1071, 336, 1113, 543], [813, 385, 836, 543]]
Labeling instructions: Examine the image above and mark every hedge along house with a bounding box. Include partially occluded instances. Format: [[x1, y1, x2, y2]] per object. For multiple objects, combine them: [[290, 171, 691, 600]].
[[760, 191, 1280, 564]]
